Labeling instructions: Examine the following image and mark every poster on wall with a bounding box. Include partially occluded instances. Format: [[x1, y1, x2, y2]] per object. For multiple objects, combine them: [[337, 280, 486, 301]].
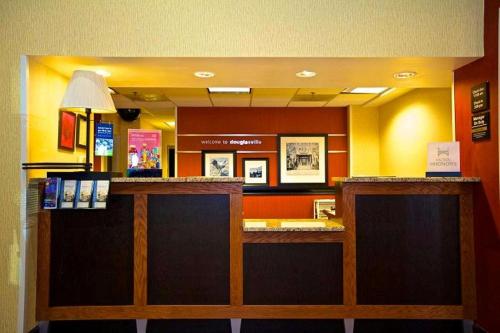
[[95, 123, 114, 156], [278, 134, 327, 186], [58, 111, 76, 151], [127, 129, 162, 169]]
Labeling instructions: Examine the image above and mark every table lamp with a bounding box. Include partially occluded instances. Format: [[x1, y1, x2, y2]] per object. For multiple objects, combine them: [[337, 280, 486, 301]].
[[60, 70, 116, 171]]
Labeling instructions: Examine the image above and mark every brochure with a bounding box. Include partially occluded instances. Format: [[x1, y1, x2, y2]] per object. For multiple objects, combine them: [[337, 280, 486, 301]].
[[43, 177, 61, 209], [92, 180, 110, 209], [60, 180, 77, 208], [76, 180, 94, 208]]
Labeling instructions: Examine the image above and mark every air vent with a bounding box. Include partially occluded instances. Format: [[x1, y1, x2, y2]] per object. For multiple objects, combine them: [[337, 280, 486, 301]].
[[291, 93, 336, 102]]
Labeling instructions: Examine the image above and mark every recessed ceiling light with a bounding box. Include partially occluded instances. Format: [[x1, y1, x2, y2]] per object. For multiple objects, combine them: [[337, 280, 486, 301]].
[[208, 87, 251, 93], [344, 87, 389, 94], [95, 69, 111, 77], [393, 71, 417, 79], [296, 70, 317, 78], [194, 71, 215, 78]]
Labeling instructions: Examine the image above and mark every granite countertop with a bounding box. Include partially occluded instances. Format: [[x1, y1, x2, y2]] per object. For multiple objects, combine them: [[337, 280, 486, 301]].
[[111, 177, 245, 183], [243, 218, 345, 232], [341, 177, 480, 183]]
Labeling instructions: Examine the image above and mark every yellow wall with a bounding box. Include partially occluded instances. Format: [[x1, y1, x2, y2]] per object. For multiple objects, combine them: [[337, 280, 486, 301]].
[[0, 1, 483, 332], [379, 88, 453, 177], [27, 59, 93, 178], [349, 106, 380, 176]]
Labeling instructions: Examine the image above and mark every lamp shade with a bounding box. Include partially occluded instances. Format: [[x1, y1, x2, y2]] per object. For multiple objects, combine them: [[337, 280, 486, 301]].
[[60, 70, 116, 114]]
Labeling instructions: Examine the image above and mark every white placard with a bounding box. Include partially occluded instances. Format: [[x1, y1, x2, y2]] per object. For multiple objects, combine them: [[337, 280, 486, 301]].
[[427, 142, 460, 173]]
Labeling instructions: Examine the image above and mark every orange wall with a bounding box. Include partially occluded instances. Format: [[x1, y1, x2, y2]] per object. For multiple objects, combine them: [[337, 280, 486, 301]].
[[454, 1, 500, 331], [177, 107, 347, 218]]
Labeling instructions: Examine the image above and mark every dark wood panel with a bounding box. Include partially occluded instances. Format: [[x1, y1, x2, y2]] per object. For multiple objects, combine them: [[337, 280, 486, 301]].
[[356, 195, 461, 305], [353, 319, 464, 333], [240, 319, 345, 333], [243, 243, 343, 305], [49, 195, 134, 306], [147, 194, 230, 305], [146, 319, 231, 333], [134, 194, 148, 306]]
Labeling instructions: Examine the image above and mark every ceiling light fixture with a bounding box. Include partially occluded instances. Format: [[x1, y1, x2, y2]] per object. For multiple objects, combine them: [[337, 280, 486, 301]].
[[393, 71, 417, 79], [208, 87, 251, 93], [296, 70, 317, 78], [344, 87, 389, 94], [194, 71, 215, 78]]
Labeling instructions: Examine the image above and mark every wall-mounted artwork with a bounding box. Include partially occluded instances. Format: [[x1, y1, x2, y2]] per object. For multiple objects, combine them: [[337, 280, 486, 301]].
[[202, 151, 236, 177], [243, 158, 269, 186], [76, 115, 87, 148], [58, 111, 76, 151], [278, 134, 327, 186]]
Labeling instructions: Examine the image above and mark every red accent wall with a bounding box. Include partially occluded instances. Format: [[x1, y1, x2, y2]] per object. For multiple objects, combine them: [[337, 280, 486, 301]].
[[177, 107, 347, 218], [454, 1, 500, 331]]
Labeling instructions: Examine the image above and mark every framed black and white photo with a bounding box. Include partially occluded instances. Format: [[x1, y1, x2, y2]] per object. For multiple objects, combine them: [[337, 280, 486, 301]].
[[278, 134, 327, 186], [202, 151, 236, 177], [243, 158, 269, 186]]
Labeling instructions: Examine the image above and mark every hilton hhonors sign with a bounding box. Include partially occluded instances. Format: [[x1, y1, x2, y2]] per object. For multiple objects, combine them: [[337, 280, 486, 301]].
[[427, 142, 460, 174]]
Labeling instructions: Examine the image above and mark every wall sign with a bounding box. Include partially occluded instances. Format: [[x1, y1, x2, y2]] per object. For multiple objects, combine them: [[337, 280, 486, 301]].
[[95, 123, 114, 156], [128, 129, 162, 169], [471, 82, 489, 113], [472, 112, 490, 141], [426, 142, 460, 173]]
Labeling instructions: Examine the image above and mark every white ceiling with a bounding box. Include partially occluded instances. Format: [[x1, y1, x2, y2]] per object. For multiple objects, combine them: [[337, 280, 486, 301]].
[[33, 55, 469, 130]]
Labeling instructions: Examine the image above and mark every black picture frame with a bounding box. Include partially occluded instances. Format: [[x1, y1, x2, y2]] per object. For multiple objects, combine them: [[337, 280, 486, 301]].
[[201, 150, 237, 177], [75, 114, 87, 149], [242, 158, 269, 186], [277, 134, 328, 187]]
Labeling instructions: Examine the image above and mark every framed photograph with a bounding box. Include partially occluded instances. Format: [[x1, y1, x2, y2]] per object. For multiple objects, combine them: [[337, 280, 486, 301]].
[[278, 134, 328, 186], [243, 158, 269, 186], [76, 114, 87, 148], [202, 151, 236, 177], [58, 111, 76, 151]]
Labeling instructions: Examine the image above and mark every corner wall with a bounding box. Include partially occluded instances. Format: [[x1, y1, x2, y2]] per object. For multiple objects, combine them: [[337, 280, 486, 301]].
[[378, 88, 453, 177], [27, 59, 92, 178], [349, 106, 380, 176]]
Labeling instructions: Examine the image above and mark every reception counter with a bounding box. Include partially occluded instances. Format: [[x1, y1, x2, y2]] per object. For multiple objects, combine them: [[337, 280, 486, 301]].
[[36, 177, 478, 321]]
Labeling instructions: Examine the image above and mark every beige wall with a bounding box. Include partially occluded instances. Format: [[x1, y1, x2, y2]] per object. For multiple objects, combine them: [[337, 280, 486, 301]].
[[349, 106, 380, 176], [0, 1, 483, 332], [379, 88, 453, 176]]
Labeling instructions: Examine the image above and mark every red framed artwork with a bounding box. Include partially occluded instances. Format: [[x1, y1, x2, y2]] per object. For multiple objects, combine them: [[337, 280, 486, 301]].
[[58, 111, 76, 151]]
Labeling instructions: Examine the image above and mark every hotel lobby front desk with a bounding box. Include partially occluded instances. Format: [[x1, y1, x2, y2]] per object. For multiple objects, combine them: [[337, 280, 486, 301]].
[[36, 177, 479, 327]]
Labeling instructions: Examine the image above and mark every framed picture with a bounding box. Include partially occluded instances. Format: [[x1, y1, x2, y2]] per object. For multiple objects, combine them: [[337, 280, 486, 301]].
[[76, 114, 87, 148], [243, 158, 269, 186], [278, 134, 328, 186], [58, 111, 76, 151], [202, 151, 236, 177]]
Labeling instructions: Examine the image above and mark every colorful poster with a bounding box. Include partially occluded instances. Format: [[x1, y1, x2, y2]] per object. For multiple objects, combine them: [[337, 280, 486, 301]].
[[127, 129, 161, 169], [95, 123, 114, 156]]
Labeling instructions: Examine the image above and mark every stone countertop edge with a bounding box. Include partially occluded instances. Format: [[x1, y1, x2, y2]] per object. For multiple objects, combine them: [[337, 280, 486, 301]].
[[111, 177, 245, 183], [340, 177, 480, 183], [243, 226, 345, 232]]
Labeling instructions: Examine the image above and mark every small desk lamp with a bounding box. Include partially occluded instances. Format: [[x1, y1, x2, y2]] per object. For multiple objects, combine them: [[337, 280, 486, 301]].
[[60, 70, 116, 171]]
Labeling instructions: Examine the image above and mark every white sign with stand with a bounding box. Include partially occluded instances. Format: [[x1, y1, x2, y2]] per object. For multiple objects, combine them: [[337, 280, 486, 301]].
[[426, 142, 460, 174]]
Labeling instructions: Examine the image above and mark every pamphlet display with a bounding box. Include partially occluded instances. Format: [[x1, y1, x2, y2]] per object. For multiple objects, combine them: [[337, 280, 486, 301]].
[[42, 175, 110, 210], [95, 123, 114, 156]]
